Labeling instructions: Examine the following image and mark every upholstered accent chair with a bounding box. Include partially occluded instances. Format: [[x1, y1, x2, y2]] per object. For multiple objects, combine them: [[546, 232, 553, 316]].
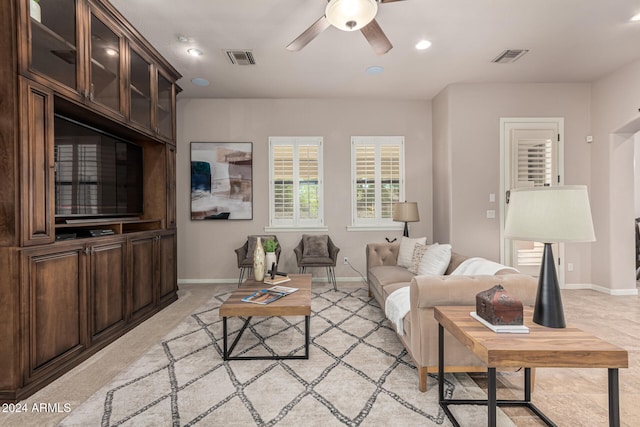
[[294, 234, 340, 291], [235, 235, 281, 286]]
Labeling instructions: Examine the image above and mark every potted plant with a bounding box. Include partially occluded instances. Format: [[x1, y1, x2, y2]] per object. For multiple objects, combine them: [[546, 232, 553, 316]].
[[30, 0, 41, 23], [263, 239, 278, 273]]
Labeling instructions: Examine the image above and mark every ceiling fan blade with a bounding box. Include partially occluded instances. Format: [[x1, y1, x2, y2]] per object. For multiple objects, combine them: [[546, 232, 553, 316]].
[[379, 0, 406, 3], [360, 19, 393, 55], [286, 16, 331, 52]]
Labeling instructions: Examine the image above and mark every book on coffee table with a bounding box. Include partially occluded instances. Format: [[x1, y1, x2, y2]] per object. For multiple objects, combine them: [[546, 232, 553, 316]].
[[242, 289, 286, 305], [268, 285, 298, 294], [470, 312, 529, 334], [263, 275, 292, 285]]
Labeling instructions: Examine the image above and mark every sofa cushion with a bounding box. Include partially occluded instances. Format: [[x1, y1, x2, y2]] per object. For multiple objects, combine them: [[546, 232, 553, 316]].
[[302, 234, 329, 257], [382, 281, 411, 301], [417, 244, 452, 276], [397, 236, 427, 268], [369, 265, 415, 288], [445, 252, 468, 275], [408, 242, 433, 274]]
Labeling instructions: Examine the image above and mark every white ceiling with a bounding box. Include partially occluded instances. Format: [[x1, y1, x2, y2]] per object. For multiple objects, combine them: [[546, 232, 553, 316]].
[[110, 0, 640, 100]]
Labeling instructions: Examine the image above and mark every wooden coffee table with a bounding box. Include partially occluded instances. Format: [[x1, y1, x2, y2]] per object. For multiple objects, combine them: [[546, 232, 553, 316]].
[[434, 306, 628, 427], [219, 274, 312, 360]]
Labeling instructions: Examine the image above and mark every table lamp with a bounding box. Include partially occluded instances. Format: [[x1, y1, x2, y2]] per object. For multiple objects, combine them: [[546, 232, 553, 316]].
[[393, 201, 420, 237], [504, 186, 596, 328]]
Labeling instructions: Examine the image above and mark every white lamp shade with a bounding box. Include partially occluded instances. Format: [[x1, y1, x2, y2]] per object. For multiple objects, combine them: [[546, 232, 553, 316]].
[[325, 0, 378, 31], [393, 202, 420, 222], [504, 185, 596, 243]]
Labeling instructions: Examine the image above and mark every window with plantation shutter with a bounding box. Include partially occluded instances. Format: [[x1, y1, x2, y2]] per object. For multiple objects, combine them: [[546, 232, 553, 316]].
[[350, 136, 404, 229], [268, 137, 324, 229]]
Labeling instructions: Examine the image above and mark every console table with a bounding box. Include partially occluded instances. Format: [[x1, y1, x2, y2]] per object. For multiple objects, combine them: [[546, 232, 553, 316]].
[[434, 306, 628, 427]]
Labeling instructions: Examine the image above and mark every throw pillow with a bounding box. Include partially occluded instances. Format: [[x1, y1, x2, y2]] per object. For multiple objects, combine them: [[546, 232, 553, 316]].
[[302, 234, 329, 257], [397, 236, 427, 268], [408, 242, 437, 274], [417, 243, 452, 276]]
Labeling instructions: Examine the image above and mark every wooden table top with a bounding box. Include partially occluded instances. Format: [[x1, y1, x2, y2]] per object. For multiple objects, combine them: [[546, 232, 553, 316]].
[[219, 274, 312, 318], [434, 306, 628, 369]]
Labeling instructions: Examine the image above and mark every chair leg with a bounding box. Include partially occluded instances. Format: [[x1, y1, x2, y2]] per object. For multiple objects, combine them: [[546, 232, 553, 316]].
[[328, 266, 337, 291], [238, 268, 245, 287]]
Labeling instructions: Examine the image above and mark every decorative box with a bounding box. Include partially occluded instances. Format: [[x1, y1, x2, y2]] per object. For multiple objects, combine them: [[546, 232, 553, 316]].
[[475, 285, 523, 326]]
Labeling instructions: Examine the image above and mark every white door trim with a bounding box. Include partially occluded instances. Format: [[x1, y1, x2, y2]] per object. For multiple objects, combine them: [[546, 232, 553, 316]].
[[499, 117, 565, 284]]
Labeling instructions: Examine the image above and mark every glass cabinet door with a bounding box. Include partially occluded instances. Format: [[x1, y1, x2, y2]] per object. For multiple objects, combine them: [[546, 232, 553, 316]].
[[30, 0, 78, 90], [89, 11, 121, 112], [129, 49, 151, 128], [156, 72, 174, 139]]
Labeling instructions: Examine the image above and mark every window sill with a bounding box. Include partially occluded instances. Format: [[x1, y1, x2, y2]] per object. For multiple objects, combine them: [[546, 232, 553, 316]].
[[346, 225, 404, 232], [264, 225, 329, 233]]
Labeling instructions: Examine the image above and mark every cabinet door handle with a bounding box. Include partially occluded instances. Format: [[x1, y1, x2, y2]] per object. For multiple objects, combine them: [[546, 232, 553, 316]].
[[84, 248, 91, 255]]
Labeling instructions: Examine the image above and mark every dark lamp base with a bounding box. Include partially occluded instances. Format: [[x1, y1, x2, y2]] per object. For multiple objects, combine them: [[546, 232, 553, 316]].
[[533, 243, 566, 328]]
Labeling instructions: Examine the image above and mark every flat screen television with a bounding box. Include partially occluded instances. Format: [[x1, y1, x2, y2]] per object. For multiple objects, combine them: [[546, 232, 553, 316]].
[[54, 114, 143, 218]]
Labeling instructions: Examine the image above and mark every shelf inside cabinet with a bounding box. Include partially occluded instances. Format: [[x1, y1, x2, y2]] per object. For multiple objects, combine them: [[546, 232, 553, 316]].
[[54, 218, 162, 240], [31, 19, 77, 52]]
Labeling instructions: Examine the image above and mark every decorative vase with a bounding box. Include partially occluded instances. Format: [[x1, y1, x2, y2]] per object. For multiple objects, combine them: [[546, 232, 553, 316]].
[[265, 252, 277, 275], [253, 237, 265, 281], [30, 0, 41, 23]]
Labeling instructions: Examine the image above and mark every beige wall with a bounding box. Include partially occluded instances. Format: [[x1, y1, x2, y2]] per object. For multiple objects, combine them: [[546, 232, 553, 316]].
[[432, 83, 593, 283], [432, 87, 452, 245], [176, 98, 432, 282], [175, 64, 640, 291], [590, 58, 640, 293]]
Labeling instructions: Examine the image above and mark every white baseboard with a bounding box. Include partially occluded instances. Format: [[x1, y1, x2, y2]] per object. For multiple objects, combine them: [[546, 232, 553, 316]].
[[562, 283, 639, 296], [179, 276, 366, 285]]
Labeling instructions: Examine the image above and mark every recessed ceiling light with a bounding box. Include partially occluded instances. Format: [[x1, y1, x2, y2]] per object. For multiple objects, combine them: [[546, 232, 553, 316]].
[[105, 48, 118, 56], [187, 48, 203, 57], [631, 13, 640, 22], [365, 66, 384, 75], [191, 77, 210, 87], [415, 40, 432, 50]]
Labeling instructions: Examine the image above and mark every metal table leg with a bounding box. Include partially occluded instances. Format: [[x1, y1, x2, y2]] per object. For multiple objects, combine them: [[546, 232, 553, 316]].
[[609, 368, 620, 427]]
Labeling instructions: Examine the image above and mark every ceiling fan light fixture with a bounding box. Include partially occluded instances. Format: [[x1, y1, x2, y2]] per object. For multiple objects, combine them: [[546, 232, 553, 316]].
[[325, 0, 378, 32]]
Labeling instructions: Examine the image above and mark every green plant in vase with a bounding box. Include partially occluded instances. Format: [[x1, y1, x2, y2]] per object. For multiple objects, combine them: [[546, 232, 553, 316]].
[[263, 239, 278, 275], [263, 239, 278, 253]]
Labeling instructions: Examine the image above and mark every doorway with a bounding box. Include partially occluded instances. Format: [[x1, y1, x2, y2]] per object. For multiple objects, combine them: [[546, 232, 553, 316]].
[[500, 118, 564, 282]]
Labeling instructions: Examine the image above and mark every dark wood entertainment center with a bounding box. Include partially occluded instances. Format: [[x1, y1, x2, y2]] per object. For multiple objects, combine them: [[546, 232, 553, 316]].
[[0, 0, 181, 402]]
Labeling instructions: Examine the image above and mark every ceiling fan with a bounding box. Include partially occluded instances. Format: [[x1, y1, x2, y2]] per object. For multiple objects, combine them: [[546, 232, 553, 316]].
[[286, 0, 405, 56]]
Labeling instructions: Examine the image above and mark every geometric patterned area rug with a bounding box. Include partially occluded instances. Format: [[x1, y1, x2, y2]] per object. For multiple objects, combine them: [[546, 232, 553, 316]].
[[60, 283, 515, 426]]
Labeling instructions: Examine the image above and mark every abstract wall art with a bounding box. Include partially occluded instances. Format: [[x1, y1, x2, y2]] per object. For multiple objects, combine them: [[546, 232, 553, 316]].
[[190, 142, 253, 220]]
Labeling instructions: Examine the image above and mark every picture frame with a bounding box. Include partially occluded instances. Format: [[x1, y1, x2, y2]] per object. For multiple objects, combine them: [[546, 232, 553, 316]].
[[190, 142, 253, 220]]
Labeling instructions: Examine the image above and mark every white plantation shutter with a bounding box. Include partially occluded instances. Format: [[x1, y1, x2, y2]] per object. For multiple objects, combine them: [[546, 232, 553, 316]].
[[298, 144, 319, 220], [380, 144, 401, 219], [269, 137, 323, 227], [351, 136, 404, 227], [355, 145, 376, 219], [272, 145, 294, 220], [515, 139, 554, 187]]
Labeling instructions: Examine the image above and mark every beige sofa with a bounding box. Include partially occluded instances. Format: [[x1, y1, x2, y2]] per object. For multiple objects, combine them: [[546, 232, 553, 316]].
[[366, 242, 538, 391]]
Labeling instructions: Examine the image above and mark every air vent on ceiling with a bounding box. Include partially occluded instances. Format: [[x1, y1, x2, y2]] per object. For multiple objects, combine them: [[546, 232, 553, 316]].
[[225, 50, 256, 65], [492, 49, 529, 64]]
